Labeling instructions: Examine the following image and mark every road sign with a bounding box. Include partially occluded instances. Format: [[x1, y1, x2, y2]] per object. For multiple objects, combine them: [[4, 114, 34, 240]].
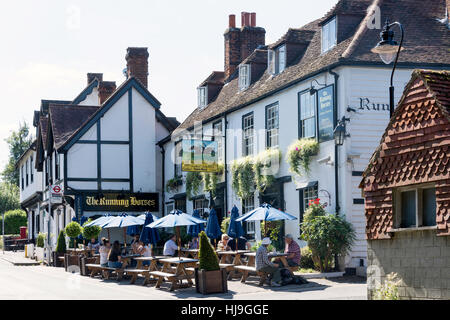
[[50, 184, 63, 204]]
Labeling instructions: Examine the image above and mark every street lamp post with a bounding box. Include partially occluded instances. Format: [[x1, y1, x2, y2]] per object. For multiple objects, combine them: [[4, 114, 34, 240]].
[[371, 20, 404, 118]]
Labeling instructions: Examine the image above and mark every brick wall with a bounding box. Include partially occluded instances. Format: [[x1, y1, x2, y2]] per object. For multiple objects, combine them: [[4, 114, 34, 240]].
[[367, 229, 450, 300]]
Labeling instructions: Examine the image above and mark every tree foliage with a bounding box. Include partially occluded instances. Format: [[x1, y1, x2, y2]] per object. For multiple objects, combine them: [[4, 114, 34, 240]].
[[0, 182, 20, 214], [82, 225, 102, 240], [56, 230, 66, 253], [198, 231, 220, 271], [1, 122, 33, 186], [0, 209, 27, 234]]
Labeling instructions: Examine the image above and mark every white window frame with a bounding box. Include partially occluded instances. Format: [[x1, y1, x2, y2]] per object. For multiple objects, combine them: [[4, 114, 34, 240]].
[[239, 64, 251, 91], [242, 113, 254, 156], [213, 121, 223, 163], [303, 185, 319, 210], [194, 198, 209, 219], [299, 91, 316, 138], [243, 195, 255, 239], [268, 44, 287, 75], [266, 103, 279, 149], [197, 86, 208, 109], [393, 184, 437, 229], [321, 17, 337, 53]]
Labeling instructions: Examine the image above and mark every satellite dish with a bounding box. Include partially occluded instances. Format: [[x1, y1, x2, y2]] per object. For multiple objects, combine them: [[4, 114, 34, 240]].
[[123, 67, 128, 78]]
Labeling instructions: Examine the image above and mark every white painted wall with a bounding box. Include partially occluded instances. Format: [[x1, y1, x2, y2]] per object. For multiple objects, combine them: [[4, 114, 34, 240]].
[[78, 87, 100, 106], [18, 150, 42, 204]]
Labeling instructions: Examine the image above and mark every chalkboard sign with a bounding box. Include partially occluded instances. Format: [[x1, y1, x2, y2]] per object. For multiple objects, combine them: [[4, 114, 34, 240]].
[[317, 85, 335, 142]]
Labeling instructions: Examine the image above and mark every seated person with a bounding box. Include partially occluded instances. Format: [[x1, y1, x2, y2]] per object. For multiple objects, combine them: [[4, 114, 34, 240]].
[[163, 234, 179, 257], [107, 241, 127, 269], [136, 240, 152, 266], [188, 236, 199, 249], [228, 236, 251, 251], [99, 238, 110, 267], [256, 238, 281, 287], [131, 234, 141, 254], [87, 238, 100, 253], [217, 234, 231, 251], [280, 234, 301, 267]]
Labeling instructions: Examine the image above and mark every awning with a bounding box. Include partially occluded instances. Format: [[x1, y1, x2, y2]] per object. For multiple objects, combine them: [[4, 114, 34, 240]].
[[170, 193, 186, 200], [296, 181, 318, 190]]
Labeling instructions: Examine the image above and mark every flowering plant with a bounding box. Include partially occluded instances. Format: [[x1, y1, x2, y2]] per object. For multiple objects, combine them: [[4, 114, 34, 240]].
[[286, 138, 319, 176]]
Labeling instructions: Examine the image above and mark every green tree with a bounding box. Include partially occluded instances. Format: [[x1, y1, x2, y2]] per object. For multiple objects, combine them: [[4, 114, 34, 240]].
[[0, 182, 20, 214], [198, 231, 220, 271], [0, 209, 27, 234], [56, 230, 67, 253], [2, 122, 33, 186], [82, 225, 101, 241]]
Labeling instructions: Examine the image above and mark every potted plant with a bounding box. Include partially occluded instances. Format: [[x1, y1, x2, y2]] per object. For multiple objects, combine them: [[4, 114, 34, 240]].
[[64, 221, 82, 271], [35, 232, 46, 262], [195, 231, 228, 294], [79, 224, 102, 275], [52, 230, 66, 267]]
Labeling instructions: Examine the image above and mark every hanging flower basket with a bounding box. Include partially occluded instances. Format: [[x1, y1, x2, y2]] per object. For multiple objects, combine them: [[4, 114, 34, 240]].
[[286, 139, 319, 177]]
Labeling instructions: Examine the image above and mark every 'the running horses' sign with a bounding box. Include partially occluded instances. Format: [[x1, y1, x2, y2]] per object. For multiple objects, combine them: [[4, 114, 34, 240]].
[[81, 192, 159, 212]]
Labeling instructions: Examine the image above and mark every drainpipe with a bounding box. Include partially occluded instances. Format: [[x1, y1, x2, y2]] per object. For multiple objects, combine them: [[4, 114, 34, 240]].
[[224, 113, 228, 217], [329, 68, 340, 215], [329, 68, 340, 272], [160, 145, 166, 217]]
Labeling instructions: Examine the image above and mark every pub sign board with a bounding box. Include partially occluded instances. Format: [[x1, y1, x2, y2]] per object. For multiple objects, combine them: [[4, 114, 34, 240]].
[[81, 192, 159, 212], [317, 85, 335, 143]]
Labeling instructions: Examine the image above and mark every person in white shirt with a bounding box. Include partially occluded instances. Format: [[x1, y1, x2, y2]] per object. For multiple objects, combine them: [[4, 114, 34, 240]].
[[163, 234, 178, 256], [136, 239, 152, 266], [98, 238, 111, 267]]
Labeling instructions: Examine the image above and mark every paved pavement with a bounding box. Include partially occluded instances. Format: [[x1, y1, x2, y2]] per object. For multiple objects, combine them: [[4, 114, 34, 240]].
[[0, 252, 367, 300]]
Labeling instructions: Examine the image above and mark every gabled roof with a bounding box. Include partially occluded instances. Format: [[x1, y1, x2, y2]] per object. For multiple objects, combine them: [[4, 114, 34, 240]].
[[72, 78, 100, 105], [199, 72, 225, 87], [15, 140, 36, 168], [60, 76, 162, 151], [40, 99, 71, 116], [178, 0, 450, 131], [39, 116, 48, 149], [48, 104, 100, 151]]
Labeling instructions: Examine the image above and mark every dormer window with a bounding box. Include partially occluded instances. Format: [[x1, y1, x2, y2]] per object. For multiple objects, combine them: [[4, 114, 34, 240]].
[[322, 17, 337, 53], [268, 44, 286, 75], [239, 64, 251, 90], [198, 86, 207, 108]]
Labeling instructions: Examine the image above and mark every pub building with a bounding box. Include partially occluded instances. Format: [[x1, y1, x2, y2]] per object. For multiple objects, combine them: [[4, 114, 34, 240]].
[[19, 47, 179, 247], [160, 1, 450, 275]]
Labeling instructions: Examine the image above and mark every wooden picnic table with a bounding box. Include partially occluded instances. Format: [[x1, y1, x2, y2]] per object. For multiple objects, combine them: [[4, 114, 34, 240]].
[[150, 257, 199, 291], [180, 248, 199, 259], [216, 250, 251, 265], [244, 252, 290, 268]]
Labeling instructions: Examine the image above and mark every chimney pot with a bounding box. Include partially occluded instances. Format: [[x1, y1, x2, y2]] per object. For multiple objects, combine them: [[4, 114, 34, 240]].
[[251, 13, 256, 27], [229, 14, 236, 28]]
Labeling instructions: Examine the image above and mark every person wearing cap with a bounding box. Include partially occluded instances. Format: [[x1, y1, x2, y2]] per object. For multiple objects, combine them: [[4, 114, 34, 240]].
[[275, 234, 301, 267], [256, 237, 282, 286]]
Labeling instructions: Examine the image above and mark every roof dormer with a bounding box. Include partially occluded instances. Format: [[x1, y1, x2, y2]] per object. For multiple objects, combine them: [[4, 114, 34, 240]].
[[197, 71, 225, 108], [238, 48, 267, 89]]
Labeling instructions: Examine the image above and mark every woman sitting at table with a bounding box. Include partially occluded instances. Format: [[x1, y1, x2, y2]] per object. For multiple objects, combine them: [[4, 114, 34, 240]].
[[99, 238, 110, 267], [136, 239, 152, 266], [131, 234, 141, 254], [188, 236, 199, 249], [217, 234, 231, 251], [107, 241, 128, 269]]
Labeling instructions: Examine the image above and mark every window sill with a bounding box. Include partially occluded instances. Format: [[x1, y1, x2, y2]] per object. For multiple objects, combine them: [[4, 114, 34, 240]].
[[388, 226, 437, 233]]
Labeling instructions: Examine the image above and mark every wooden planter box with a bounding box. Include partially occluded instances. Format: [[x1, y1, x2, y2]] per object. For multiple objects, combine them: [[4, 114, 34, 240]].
[[64, 253, 81, 272], [195, 268, 228, 295], [80, 256, 99, 276], [52, 252, 65, 267]]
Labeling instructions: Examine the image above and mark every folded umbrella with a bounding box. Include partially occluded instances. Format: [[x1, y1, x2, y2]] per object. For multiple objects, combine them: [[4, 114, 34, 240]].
[[227, 205, 245, 250], [206, 208, 222, 247], [139, 213, 160, 255]]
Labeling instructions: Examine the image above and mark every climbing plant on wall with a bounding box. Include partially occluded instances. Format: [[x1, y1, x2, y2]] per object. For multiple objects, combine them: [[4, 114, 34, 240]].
[[253, 149, 282, 193], [186, 172, 203, 200], [231, 157, 255, 200], [286, 138, 319, 177], [202, 163, 224, 197]]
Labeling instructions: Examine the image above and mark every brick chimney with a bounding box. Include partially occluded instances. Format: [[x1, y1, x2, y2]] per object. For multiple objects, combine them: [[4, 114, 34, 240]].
[[98, 81, 116, 104], [87, 73, 103, 85], [224, 12, 265, 79], [125, 47, 149, 88]]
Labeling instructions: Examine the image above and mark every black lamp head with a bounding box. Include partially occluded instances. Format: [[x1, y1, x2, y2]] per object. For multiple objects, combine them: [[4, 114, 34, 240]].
[[371, 20, 403, 64]]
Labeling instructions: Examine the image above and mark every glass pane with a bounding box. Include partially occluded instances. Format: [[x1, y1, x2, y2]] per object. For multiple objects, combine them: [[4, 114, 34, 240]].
[[401, 190, 416, 228], [329, 18, 336, 47], [423, 188, 436, 226]]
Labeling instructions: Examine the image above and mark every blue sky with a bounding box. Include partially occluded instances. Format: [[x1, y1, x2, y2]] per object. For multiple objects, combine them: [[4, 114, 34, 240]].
[[0, 0, 338, 172]]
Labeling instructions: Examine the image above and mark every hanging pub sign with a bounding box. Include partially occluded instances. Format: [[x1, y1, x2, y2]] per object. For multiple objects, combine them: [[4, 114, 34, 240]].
[[81, 192, 159, 212], [181, 139, 218, 172], [317, 85, 335, 143]]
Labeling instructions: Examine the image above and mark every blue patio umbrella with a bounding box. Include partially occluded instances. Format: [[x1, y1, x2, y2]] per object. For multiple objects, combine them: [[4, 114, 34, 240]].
[[139, 213, 160, 248], [126, 224, 141, 236], [146, 210, 206, 258], [187, 209, 205, 237], [227, 205, 245, 249], [236, 203, 297, 236], [84, 214, 113, 228], [206, 208, 222, 246], [103, 213, 144, 246]]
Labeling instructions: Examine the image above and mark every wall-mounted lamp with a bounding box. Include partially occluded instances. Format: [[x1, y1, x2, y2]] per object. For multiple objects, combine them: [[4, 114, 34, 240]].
[[334, 117, 351, 146]]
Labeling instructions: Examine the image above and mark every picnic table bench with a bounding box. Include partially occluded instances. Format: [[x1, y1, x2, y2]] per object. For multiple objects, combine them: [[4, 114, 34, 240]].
[[149, 257, 198, 291], [124, 269, 151, 285], [216, 250, 251, 279], [85, 264, 125, 280]]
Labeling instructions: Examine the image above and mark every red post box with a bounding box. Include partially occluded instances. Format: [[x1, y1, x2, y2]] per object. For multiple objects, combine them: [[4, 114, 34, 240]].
[[20, 226, 27, 239]]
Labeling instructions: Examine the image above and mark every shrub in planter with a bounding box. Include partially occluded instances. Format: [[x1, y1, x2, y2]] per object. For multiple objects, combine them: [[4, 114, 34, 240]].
[[36, 232, 46, 248], [301, 213, 355, 272], [65, 222, 82, 248], [82, 224, 101, 242], [53, 230, 67, 267], [196, 231, 227, 294], [287, 138, 319, 177]]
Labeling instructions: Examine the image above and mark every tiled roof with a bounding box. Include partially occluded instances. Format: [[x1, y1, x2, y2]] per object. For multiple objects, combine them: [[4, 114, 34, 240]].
[[39, 116, 48, 149], [48, 104, 99, 150], [178, 0, 450, 131], [361, 70, 450, 239]]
